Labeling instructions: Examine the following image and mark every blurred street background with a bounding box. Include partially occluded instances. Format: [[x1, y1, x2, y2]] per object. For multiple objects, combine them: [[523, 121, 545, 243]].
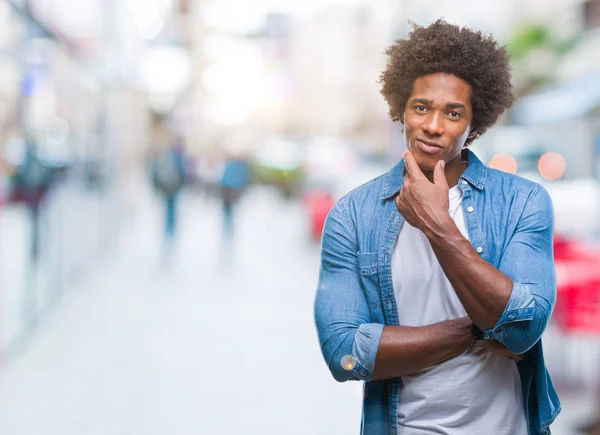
[[0, 0, 599, 434]]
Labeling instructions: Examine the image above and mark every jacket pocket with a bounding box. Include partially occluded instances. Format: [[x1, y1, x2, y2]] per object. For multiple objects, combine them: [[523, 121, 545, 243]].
[[358, 252, 382, 309]]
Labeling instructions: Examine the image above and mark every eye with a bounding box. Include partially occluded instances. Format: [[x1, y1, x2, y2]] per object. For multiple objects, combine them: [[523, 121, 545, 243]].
[[413, 105, 427, 113], [447, 111, 461, 119]]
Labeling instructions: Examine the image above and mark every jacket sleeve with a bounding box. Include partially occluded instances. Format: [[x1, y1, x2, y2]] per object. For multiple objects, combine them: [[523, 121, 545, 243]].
[[314, 200, 384, 382], [482, 185, 557, 354]]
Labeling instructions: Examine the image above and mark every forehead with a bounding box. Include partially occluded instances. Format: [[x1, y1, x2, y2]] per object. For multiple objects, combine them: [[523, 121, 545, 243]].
[[410, 73, 472, 107]]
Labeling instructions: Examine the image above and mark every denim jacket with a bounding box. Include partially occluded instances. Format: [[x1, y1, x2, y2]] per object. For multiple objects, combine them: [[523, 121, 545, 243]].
[[314, 150, 561, 435]]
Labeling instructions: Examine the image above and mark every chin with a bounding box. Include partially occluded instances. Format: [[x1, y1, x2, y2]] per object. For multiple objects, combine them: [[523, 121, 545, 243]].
[[409, 151, 437, 172]]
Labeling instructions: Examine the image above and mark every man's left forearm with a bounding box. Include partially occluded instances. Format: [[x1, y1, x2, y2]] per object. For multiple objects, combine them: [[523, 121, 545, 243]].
[[425, 216, 513, 330]]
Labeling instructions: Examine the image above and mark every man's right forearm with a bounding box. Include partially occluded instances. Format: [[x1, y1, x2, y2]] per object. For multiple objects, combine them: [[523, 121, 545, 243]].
[[371, 317, 475, 381]]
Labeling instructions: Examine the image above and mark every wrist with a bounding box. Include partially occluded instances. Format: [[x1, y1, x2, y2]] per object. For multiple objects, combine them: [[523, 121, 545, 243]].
[[423, 214, 457, 241], [446, 318, 476, 349], [471, 324, 487, 346], [471, 324, 485, 340]]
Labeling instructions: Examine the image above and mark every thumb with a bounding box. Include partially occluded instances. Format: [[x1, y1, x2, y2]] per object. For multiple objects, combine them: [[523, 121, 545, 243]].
[[433, 160, 448, 187]]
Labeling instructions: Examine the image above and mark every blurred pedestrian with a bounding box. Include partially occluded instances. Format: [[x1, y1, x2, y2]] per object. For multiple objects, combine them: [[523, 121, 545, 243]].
[[219, 155, 251, 239], [13, 136, 54, 262], [314, 19, 559, 435], [151, 137, 186, 252]]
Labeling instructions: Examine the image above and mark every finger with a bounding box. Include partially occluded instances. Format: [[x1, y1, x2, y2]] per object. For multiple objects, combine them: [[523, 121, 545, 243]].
[[433, 160, 448, 188], [482, 341, 524, 361], [395, 189, 403, 209], [403, 151, 425, 180], [481, 341, 495, 352], [482, 340, 506, 353]]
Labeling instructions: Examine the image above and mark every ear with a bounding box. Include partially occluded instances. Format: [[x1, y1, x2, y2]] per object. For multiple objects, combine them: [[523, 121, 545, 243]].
[[467, 129, 478, 140]]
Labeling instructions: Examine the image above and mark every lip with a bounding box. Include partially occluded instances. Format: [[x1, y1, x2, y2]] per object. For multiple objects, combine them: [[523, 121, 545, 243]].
[[416, 138, 444, 154]]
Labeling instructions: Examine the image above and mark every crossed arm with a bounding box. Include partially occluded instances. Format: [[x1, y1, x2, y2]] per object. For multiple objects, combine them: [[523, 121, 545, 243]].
[[315, 181, 556, 383]]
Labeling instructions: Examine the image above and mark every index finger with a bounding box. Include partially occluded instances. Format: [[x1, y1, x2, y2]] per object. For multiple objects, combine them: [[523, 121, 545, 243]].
[[403, 151, 426, 180], [482, 340, 524, 361]]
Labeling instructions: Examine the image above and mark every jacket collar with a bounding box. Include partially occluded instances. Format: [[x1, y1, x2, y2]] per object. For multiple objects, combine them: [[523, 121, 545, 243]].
[[380, 149, 488, 200]]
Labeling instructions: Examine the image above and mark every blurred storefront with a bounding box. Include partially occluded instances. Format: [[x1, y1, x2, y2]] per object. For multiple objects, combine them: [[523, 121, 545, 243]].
[[0, 1, 152, 362]]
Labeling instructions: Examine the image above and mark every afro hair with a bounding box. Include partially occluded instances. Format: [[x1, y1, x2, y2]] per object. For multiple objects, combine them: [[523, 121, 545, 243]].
[[379, 19, 514, 145]]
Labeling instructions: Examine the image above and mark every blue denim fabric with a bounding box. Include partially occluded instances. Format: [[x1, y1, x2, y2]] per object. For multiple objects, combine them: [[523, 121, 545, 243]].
[[314, 150, 561, 435]]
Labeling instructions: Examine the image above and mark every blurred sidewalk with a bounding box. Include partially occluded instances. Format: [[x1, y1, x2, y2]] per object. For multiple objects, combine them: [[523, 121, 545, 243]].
[[1, 182, 113, 359], [0, 186, 595, 435], [0, 187, 363, 435]]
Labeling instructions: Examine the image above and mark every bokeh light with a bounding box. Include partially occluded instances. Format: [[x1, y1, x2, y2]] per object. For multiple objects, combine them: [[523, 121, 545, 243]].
[[488, 153, 518, 174], [538, 152, 567, 181], [341, 355, 356, 371]]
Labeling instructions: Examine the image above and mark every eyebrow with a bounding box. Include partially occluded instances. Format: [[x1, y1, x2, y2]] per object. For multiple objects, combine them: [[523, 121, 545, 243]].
[[446, 102, 467, 110], [410, 98, 467, 110]]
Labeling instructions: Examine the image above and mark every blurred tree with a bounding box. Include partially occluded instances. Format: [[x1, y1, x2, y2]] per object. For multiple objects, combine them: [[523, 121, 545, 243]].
[[507, 24, 552, 61], [507, 23, 582, 97]]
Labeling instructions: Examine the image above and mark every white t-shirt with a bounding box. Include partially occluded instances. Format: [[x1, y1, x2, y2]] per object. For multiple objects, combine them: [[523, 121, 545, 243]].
[[392, 184, 528, 435]]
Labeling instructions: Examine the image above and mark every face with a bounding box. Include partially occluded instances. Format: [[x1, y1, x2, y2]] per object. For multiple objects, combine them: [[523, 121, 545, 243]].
[[403, 73, 473, 173]]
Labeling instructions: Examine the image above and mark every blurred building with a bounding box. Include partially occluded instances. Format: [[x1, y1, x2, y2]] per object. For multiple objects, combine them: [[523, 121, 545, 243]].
[[1, 0, 600, 361], [0, 0, 180, 361]]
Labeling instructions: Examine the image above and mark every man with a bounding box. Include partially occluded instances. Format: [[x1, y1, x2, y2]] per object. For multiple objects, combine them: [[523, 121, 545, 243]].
[[219, 153, 251, 239], [14, 136, 55, 262], [314, 20, 560, 435], [151, 137, 187, 250]]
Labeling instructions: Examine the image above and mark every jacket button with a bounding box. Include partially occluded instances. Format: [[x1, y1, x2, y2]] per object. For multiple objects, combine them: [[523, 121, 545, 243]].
[[461, 180, 468, 186], [476, 247, 483, 253], [467, 206, 474, 213]]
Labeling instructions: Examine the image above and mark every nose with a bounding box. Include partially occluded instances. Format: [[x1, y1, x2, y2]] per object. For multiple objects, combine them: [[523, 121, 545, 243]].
[[423, 112, 444, 136]]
